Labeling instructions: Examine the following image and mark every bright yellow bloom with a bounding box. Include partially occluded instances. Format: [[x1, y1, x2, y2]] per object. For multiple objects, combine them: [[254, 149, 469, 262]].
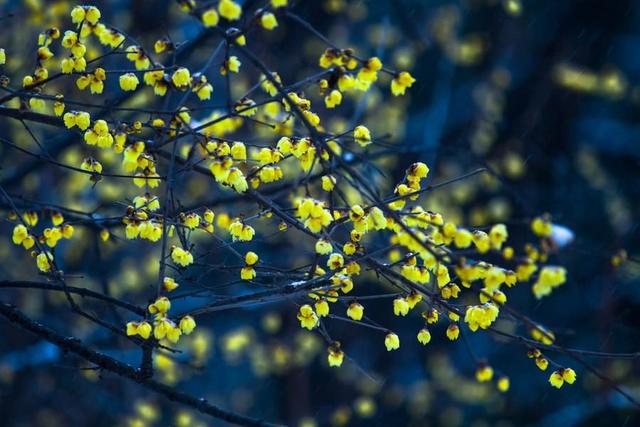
[[347, 302, 363, 320], [315, 239, 333, 254], [163, 277, 179, 292], [202, 9, 219, 27], [271, 0, 288, 7], [119, 73, 139, 91], [464, 303, 499, 331], [137, 321, 152, 339], [406, 292, 422, 309], [327, 253, 344, 270], [446, 324, 460, 340], [231, 142, 247, 160], [172, 67, 191, 88], [549, 370, 564, 388], [171, 246, 194, 267], [391, 71, 416, 96], [532, 266, 567, 299], [531, 215, 553, 237], [245, 251, 259, 266], [218, 0, 242, 20], [384, 332, 400, 351], [497, 376, 510, 392], [36, 251, 54, 272], [260, 12, 278, 30], [84, 119, 113, 148], [562, 368, 576, 384], [417, 328, 431, 345], [324, 90, 342, 108], [85, 6, 101, 25], [535, 357, 549, 371], [353, 125, 371, 147], [321, 175, 336, 191], [63, 111, 91, 130], [393, 297, 410, 316], [241, 266, 256, 280], [454, 228, 473, 248], [229, 220, 255, 241], [315, 299, 329, 317], [148, 296, 171, 314], [179, 316, 196, 334], [476, 365, 494, 382], [327, 343, 344, 367], [297, 304, 319, 330]]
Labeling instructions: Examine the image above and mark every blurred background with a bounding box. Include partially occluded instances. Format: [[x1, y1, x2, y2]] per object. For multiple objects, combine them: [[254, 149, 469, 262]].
[[0, 0, 639, 426]]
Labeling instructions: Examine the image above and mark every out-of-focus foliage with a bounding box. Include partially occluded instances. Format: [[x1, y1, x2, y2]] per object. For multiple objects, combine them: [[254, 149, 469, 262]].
[[0, 0, 639, 426]]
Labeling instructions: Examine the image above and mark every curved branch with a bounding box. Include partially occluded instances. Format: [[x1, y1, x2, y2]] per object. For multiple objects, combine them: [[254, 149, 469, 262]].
[[0, 302, 281, 427]]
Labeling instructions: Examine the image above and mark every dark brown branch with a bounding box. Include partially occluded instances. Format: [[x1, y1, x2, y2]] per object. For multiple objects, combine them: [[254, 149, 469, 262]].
[[0, 302, 281, 427]]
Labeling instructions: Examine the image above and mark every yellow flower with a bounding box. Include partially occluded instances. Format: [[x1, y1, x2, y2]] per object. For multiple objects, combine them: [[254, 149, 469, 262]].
[[260, 12, 278, 30], [271, 0, 288, 7], [172, 67, 191, 88], [327, 253, 344, 270], [454, 228, 473, 248], [84, 119, 113, 148], [137, 321, 152, 339], [446, 324, 460, 340], [346, 302, 363, 320], [531, 215, 553, 237], [535, 357, 549, 371], [63, 111, 91, 130], [226, 56, 241, 73], [71, 6, 86, 24], [393, 297, 410, 316], [315, 239, 333, 254], [327, 342, 344, 367], [12, 224, 28, 244], [297, 304, 319, 330], [475, 365, 494, 382], [532, 266, 567, 299], [202, 9, 219, 27], [464, 303, 499, 331], [119, 73, 139, 91], [0, 48, 5, 65], [353, 125, 371, 147], [549, 370, 564, 388], [36, 251, 54, 272], [229, 220, 255, 241], [321, 175, 336, 191], [497, 376, 510, 392], [126, 45, 151, 70], [166, 322, 182, 343], [163, 277, 179, 292], [245, 251, 259, 266], [489, 223, 508, 249], [562, 368, 576, 384], [231, 142, 247, 160], [315, 299, 329, 317], [85, 6, 101, 25], [126, 321, 138, 336], [417, 328, 431, 345], [406, 292, 422, 309], [324, 89, 342, 108], [384, 332, 400, 351], [179, 316, 196, 334], [241, 266, 256, 280], [218, 0, 242, 21], [148, 296, 171, 314], [390, 71, 416, 96], [171, 246, 194, 267]]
